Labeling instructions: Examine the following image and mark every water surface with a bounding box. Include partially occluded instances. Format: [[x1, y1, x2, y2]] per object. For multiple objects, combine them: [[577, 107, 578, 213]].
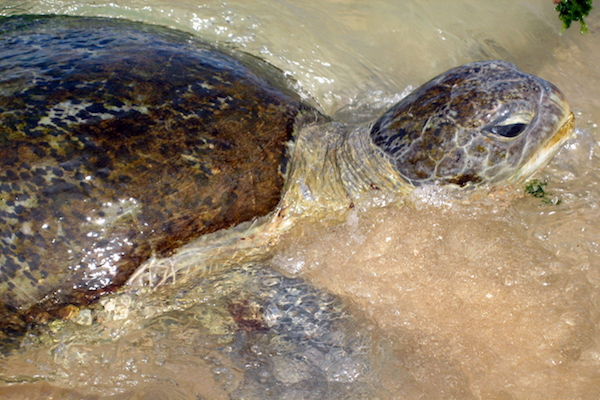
[[0, 1, 599, 399]]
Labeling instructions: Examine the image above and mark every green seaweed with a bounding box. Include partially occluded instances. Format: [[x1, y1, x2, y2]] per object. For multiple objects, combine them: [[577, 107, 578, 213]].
[[555, 0, 593, 34], [525, 179, 562, 205]]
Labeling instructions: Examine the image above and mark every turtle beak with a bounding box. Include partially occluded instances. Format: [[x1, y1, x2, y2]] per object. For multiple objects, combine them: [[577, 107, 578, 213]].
[[542, 111, 575, 158], [509, 80, 575, 185], [509, 111, 574, 184]]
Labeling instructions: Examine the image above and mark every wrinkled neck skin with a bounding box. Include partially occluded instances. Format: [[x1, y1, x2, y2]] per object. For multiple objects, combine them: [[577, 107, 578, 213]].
[[127, 120, 410, 287], [279, 121, 412, 221]]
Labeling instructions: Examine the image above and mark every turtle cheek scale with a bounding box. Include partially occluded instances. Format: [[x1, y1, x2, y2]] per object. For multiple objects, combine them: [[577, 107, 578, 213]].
[[369, 60, 573, 188]]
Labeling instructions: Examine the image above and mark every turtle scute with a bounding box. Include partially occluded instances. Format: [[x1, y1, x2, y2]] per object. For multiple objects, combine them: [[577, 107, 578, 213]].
[[0, 15, 312, 333]]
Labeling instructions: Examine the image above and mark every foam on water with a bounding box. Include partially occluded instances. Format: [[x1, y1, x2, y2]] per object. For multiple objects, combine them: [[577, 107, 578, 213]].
[[273, 189, 600, 399]]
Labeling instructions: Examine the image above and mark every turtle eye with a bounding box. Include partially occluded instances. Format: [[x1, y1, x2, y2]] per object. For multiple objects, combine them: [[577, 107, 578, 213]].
[[483, 101, 534, 141], [489, 123, 527, 138]]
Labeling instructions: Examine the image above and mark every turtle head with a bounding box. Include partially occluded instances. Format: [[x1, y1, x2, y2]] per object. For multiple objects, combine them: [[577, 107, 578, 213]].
[[370, 60, 574, 188]]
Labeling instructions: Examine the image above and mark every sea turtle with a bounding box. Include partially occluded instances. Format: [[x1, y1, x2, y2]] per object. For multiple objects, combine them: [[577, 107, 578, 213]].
[[0, 14, 574, 335]]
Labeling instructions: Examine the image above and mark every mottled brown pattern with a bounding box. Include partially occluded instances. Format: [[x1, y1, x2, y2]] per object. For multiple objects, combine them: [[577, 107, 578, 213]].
[[370, 61, 567, 187], [0, 15, 304, 334]]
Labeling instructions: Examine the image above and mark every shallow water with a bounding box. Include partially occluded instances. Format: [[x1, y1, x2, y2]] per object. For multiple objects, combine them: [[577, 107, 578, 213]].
[[0, 0, 599, 399]]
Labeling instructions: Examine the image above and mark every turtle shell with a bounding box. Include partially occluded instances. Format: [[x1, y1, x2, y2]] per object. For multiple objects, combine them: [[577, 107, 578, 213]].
[[0, 15, 309, 329]]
